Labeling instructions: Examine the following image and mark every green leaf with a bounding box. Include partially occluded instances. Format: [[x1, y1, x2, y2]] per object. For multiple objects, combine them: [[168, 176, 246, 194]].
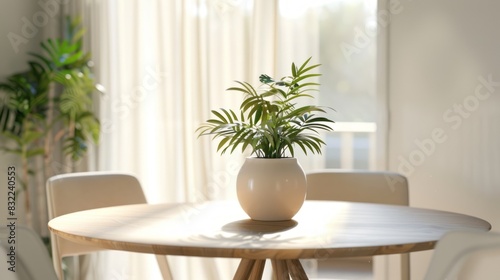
[[216, 137, 231, 152], [227, 86, 250, 95], [211, 110, 228, 123], [22, 130, 43, 144], [297, 63, 321, 76], [254, 106, 262, 124], [291, 62, 297, 77], [221, 108, 234, 123], [0, 147, 22, 155], [291, 73, 321, 86], [25, 148, 45, 158], [297, 56, 313, 73], [241, 97, 263, 113]]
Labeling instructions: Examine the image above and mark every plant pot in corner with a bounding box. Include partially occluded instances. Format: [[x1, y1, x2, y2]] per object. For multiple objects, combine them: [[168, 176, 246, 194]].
[[197, 57, 334, 222], [237, 157, 307, 221]]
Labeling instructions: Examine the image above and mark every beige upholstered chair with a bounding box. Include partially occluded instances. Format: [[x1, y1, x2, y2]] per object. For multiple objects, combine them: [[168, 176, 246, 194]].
[[0, 225, 58, 280], [46, 171, 173, 280], [306, 169, 410, 280], [424, 231, 500, 280]]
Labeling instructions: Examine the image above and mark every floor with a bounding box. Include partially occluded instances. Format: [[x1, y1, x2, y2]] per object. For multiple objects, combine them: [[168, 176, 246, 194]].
[[302, 257, 373, 280]]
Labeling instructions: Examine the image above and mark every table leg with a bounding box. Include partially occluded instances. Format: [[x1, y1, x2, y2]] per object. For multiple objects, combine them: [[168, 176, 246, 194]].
[[234, 259, 256, 280], [249, 259, 266, 280], [155, 255, 173, 280], [235, 258, 308, 280], [271, 260, 290, 280], [286, 259, 308, 280]]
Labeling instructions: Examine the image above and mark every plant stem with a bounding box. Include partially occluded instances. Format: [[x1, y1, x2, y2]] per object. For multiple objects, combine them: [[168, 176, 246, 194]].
[[44, 83, 55, 181], [21, 143, 31, 227]]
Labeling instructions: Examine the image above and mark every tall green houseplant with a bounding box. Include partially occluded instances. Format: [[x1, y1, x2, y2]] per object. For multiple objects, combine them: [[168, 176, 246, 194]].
[[0, 17, 100, 229]]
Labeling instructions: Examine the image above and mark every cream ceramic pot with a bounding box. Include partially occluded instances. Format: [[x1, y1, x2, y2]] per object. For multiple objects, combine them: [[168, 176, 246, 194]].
[[236, 157, 307, 221]]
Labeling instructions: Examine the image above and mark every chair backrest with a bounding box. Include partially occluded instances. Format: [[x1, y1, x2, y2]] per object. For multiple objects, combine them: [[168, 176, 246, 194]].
[[46, 171, 148, 279], [0, 225, 58, 280], [306, 169, 410, 279], [424, 231, 500, 280], [306, 170, 409, 206]]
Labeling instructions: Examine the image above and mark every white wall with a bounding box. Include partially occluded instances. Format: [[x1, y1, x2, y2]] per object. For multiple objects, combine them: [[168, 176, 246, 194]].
[[0, 0, 47, 78], [388, 0, 500, 278]]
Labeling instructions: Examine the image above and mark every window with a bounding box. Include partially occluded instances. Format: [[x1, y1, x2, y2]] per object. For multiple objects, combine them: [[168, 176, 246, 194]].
[[317, 0, 378, 170]]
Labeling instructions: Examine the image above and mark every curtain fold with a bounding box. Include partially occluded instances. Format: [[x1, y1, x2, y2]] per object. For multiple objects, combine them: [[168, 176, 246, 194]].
[[75, 0, 320, 278]]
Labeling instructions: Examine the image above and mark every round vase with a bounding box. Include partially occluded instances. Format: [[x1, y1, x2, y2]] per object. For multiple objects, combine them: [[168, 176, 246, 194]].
[[236, 157, 307, 221]]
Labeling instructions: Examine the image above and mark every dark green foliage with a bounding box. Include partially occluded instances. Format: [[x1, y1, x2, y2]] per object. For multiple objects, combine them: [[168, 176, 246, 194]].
[[0, 17, 100, 162]]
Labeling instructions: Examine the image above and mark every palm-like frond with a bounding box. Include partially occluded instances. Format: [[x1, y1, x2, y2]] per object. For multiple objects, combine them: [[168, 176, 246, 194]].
[[63, 110, 100, 160], [197, 57, 334, 158], [0, 68, 49, 135]]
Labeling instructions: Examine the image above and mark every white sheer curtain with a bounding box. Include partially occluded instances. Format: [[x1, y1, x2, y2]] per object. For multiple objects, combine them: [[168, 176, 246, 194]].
[[75, 0, 321, 279]]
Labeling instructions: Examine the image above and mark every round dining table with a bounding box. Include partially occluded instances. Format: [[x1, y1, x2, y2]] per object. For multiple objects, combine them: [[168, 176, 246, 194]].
[[48, 200, 491, 279]]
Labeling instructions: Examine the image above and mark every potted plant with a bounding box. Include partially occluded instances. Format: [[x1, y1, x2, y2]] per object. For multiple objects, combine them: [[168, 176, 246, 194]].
[[197, 57, 334, 221], [0, 17, 100, 230]]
